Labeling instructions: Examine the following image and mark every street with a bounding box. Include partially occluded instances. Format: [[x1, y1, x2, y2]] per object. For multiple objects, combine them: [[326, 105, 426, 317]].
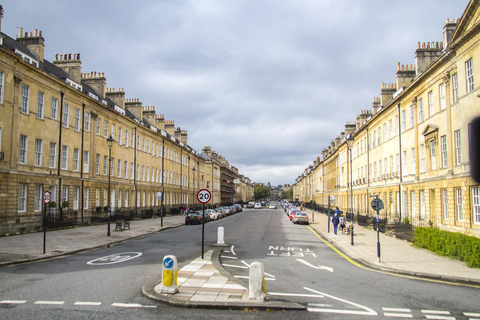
[[0, 207, 479, 319]]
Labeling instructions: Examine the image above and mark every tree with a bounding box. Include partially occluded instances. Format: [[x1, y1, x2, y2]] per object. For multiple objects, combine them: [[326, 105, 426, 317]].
[[281, 188, 293, 200], [254, 184, 270, 200]]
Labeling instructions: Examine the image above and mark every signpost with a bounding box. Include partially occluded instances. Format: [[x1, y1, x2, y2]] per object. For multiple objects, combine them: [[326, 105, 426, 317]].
[[43, 191, 51, 254], [196, 189, 212, 259], [370, 195, 384, 262]]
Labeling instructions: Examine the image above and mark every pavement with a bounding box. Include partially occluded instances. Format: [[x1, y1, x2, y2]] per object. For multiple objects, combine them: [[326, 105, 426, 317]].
[[1, 209, 479, 310]]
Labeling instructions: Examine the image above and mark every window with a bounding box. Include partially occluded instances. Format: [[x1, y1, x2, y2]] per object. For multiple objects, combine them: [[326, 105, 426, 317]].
[[147, 140, 150, 153], [384, 158, 388, 178], [142, 165, 145, 181], [124, 161, 128, 179], [111, 124, 115, 140], [21, 84, 30, 113], [395, 116, 399, 135], [84, 112, 91, 131], [117, 159, 121, 177], [472, 187, 480, 224], [49, 142, 56, 168], [103, 155, 108, 175], [137, 164, 140, 180], [118, 190, 122, 208], [411, 148, 416, 175], [396, 153, 400, 176], [418, 98, 424, 123], [372, 132, 376, 148], [74, 108, 80, 131], [96, 118, 101, 135], [61, 145, 68, 170], [131, 163, 134, 180], [142, 138, 145, 152], [466, 58, 474, 93], [51, 97, 58, 119], [420, 144, 425, 172], [383, 124, 386, 142], [96, 154, 100, 174], [73, 148, 79, 171], [125, 190, 129, 207], [456, 188, 463, 222], [137, 136, 140, 149], [454, 130, 461, 165], [73, 187, 79, 210], [96, 189, 100, 207], [18, 184, 27, 212], [37, 91, 44, 119], [147, 166, 150, 182], [441, 135, 447, 168], [402, 150, 407, 174], [125, 130, 129, 147], [34, 138, 42, 166], [118, 128, 122, 146], [401, 110, 406, 132], [0, 71, 4, 103], [34, 185, 43, 212], [131, 134, 135, 148], [110, 158, 114, 177], [409, 105, 414, 128], [84, 188, 89, 209], [428, 91, 434, 117], [439, 83, 445, 110], [63, 103, 69, 128], [390, 156, 394, 177], [62, 186, 68, 209], [104, 120, 108, 137], [379, 159, 382, 179], [19, 134, 27, 164], [84, 151, 89, 173], [430, 141, 437, 170], [452, 73, 459, 103], [442, 189, 448, 220], [420, 190, 425, 220], [411, 191, 416, 219]]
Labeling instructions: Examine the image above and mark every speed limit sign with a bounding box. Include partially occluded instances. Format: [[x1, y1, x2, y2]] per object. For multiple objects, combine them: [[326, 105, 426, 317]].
[[43, 191, 51, 204], [197, 189, 211, 204]]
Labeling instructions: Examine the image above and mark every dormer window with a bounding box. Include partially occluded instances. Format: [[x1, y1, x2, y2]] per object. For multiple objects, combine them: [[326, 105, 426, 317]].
[[15, 49, 39, 67]]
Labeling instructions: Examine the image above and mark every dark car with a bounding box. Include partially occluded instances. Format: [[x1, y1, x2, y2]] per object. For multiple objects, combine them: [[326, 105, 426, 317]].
[[185, 211, 203, 225]]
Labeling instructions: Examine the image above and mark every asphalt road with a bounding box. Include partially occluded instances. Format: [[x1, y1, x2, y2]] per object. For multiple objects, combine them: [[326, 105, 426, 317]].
[[0, 206, 479, 320]]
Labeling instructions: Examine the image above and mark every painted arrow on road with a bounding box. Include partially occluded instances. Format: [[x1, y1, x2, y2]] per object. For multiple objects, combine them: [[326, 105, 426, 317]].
[[296, 259, 333, 272]]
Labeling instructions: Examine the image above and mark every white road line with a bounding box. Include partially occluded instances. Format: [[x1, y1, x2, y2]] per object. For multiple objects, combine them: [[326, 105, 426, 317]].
[[268, 292, 325, 298], [465, 313, 480, 317], [422, 310, 451, 315], [308, 303, 333, 308], [221, 255, 237, 260], [424, 316, 455, 320], [296, 259, 333, 272], [241, 260, 250, 268], [74, 302, 102, 306], [384, 312, 413, 318], [0, 300, 26, 304], [383, 308, 411, 312], [304, 287, 377, 316], [234, 275, 275, 281], [223, 263, 249, 269], [34, 301, 65, 305], [230, 245, 236, 256], [112, 303, 141, 308], [264, 272, 276, 278]]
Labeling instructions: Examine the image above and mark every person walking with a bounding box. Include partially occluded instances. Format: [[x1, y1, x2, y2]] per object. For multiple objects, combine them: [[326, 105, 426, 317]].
[[339, 214, 346, 234], [332, 213, 340, 235]]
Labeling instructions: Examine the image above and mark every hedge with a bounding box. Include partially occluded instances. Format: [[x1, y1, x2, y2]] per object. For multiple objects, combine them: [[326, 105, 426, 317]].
[[413, 227, 480, 268]]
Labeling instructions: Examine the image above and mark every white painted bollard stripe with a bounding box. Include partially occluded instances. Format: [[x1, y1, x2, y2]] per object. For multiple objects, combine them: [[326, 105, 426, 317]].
[[0, 300, 26, 304], [35, 301, 65, 305], [74, 302, 102, 306]]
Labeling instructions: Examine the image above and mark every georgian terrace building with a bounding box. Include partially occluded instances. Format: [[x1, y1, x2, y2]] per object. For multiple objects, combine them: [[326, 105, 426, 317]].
[[0, 11, 249, 236], [294, 0, 480, 238]]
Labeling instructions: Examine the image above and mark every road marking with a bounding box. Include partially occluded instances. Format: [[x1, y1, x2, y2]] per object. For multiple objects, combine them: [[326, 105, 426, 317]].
[[230, 245, 236, 256], [234, 275, 275, 281], [465, 313, 480, 317], [35, 301, 65, 305], [384, 312, 413, 318], [264, 272, 276, 278], [222, 263, 249, 269], [383, 308, 411, 312], [0, 300, 26, 304], [269, 292, 325, 298], [424, 316, 455, 320], [112, 303, 141, 308], [74, 302, 102, 306], [87, 252, 142, 265], [304, 287, 377, 316], [422, 310, 451, 314], [308, 303, 333, 308], [221, 255, 237, 260], [297, 258, 333, 272], [241, 260, 250, 268]]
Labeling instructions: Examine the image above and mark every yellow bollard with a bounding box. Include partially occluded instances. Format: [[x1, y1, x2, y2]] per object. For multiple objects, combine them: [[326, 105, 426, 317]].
[[160, 255, 178, 294]]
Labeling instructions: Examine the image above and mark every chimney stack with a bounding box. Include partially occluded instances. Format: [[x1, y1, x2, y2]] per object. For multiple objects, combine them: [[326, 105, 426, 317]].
[[380, 83, 397, 106], [16, 28, 45, 62], [396, 62, 416, 89], [105, 88, 126, 110], [415, 42, 444, 75], [53, 53, 82, 83], [81, 72, 106, 98], [125, 98, 143, 120], [443, 18, 458, 48]]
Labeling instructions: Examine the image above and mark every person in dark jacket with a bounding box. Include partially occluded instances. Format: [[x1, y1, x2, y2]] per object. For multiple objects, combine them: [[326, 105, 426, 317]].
[[332, 213, 340, 235]]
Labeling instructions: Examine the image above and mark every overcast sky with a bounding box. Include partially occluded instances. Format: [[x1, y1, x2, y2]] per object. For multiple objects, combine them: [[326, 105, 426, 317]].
[[2, 0, 468, 186]]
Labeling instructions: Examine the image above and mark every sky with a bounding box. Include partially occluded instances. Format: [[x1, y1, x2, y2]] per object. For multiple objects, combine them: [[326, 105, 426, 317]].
[[1, 0, 469, 186]]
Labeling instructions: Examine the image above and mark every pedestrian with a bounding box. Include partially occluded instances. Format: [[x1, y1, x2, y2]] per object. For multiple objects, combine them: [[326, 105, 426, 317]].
[[182, 205, 187, 216], [339, 214, 346, 234], [332, 213, 339, 235]]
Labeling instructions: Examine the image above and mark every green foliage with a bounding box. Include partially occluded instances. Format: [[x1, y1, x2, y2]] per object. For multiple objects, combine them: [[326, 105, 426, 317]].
[[254, 184, 271, 200], [413, 227, 480, 268], [61, 201, 69, 208], [281, 188, 293, 200], [48, 201, 57, 208], [403, 217, 410, 225]]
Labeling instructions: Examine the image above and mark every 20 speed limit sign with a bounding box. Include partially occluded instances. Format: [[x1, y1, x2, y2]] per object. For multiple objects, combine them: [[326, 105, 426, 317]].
[[43, 191, 51, 204], [197, 189, 211, 204]]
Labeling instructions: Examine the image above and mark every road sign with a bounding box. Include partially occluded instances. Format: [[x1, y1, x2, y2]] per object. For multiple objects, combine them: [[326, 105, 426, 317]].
[[164, 257, 174, 268], [371, 198, 384, 211], [157, 192, 162, 200], [197, 189, 211, 204], [43, 191, 51, 204]]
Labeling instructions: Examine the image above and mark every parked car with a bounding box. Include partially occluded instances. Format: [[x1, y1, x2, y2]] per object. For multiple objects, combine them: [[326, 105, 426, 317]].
[[290, 209, 301, 221], [185, 211, 203, 225], [215, 208, 226, 218], [206, 209, 219, 220], [247, 202, 255, 208], [292, 212, 309, 224], [233, 204, 243, 212], [269, 202, 276, 209], [254, 203, 262, 209]]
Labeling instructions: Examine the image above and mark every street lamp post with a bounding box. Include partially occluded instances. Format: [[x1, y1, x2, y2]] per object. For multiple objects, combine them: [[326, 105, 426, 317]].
[[106, 135, 115, 236], [346, 134, 355, 246]]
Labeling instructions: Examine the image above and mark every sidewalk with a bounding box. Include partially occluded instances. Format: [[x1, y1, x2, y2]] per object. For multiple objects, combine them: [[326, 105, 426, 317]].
[[0, 215, 185, 266], [303, 209, 480, 285]]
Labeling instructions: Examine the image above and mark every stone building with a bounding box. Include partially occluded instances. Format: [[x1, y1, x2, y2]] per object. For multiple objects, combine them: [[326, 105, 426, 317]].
[[293, 0, 480, 238], [0, 9, 249, 235]]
